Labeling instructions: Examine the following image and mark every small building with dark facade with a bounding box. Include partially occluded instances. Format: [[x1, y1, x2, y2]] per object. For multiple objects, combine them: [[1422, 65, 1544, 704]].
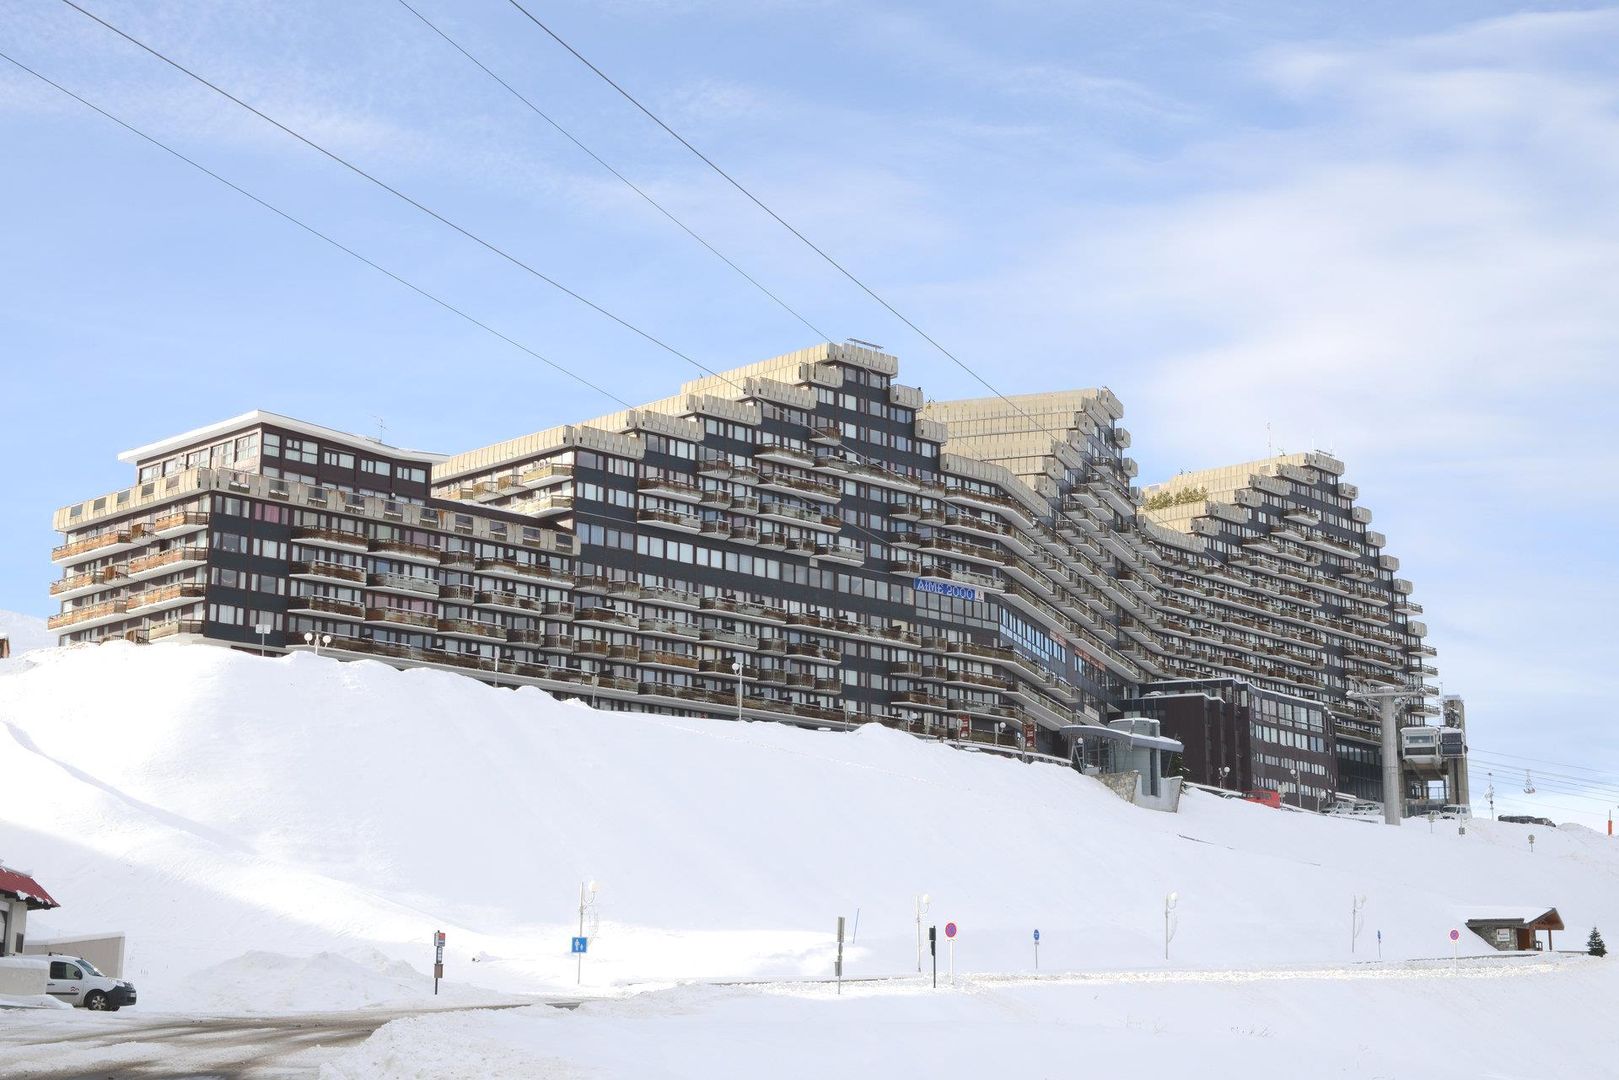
[[1135, 677, 1336, 810], [1466, 908, 1564, 953]]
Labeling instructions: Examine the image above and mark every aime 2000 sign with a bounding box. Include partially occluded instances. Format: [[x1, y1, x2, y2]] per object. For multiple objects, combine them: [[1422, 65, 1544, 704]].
[[914, 577, 980, 603]]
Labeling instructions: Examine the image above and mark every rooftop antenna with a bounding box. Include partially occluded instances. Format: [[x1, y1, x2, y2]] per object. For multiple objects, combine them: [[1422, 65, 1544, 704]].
[[1266, 422, 1274, 456], [374, 415, 387, 443], [845, 337, 885, 351]]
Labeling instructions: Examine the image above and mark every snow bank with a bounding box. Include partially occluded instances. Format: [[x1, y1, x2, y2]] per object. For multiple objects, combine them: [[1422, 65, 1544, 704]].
[[1, 642, 1615, 1015], [183, 948, 516, 1014], [321, 959, 1619, 1080]]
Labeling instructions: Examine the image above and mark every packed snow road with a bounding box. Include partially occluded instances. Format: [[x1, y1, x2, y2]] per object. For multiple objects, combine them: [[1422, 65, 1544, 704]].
[[0, 1002, 568, 1079]]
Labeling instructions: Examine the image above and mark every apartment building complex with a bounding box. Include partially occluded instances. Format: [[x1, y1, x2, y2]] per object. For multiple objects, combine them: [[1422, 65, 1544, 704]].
[[47, 342, 1459, 812]]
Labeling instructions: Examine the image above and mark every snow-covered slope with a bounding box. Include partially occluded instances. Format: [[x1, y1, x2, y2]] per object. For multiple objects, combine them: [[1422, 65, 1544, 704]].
[[0, 642, 1613, 1015], [0, 610, 53, 656]]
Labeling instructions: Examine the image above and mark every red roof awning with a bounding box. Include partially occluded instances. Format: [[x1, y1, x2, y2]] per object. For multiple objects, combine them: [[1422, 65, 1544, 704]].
[[0, 867, 59, 910]]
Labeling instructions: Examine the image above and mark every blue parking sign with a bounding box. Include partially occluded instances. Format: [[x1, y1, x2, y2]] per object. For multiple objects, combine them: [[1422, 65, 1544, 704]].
[[1033, 929, 1040, 942], [571, 936, 588, 954]]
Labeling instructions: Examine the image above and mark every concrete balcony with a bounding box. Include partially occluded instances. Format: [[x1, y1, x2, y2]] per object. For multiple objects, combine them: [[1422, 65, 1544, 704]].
[[292, 526, 370, 552], [506, 493, 574, 519], [146, 618, 205, 642], [287, 595, 366, 621], [811, 541, 865, 565], [48, 599, 130, 632], [637, 476, 705, 503], [473, 591, 559, 616], [640, 649, 702, 672], [290, 560, 365, 588], [369, 538, 441, 565], [50, 565, 127, 600], [573, 606, 639, 631], [151, 510, 210, 538], [756, 500, 842, 532], [366, 572, 440, 598], [637, 617, 702, 642], [753, 444, 816, 469], [52, 527, 144, 565], [474, 558, 570, 588], [637, 507, 704, 533], [438, 618, 506, 643], [640, 586, 702, 611], [125, 583, 206, 615], [127, 545, 208, 582], [785, 642, 841, 665], [699, 596, 787, 625], [756, 468, 841, 504], [363, 607, 437, 631], [700, 627, 761, 651], [518, 461, 574, 490]]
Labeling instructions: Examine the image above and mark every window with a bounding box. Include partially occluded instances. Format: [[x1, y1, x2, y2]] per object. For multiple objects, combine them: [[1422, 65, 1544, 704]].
[[361, 459, 392, 478], [49, 961, 83, 980], [283, 437, 317, 464], [323, 450, 356, 469]]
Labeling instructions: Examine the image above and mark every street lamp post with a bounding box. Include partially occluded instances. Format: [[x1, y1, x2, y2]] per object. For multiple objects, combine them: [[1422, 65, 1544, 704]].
[[915, 893, 930, 973], [1164, 892, 1179, 960], [996, 721, 1006, 747], [1290, 767, 1300, 810], [731, 657, 744, 721], [254, 622, 271, 657], [1219, 765, 1232, 790]]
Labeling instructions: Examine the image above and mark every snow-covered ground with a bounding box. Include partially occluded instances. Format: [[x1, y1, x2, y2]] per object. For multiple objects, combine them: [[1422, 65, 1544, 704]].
[[319, 959, 1619, 1080], [1, 641, 1613, 1075]]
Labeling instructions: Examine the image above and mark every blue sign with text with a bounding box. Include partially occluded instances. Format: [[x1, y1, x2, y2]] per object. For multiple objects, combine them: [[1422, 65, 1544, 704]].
[[915, 577, 980, 602], [571, 937, 588, 954]]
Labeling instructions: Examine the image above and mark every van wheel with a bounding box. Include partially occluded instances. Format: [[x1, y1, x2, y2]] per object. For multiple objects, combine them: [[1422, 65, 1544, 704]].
[[84, 991, 109, 1011]]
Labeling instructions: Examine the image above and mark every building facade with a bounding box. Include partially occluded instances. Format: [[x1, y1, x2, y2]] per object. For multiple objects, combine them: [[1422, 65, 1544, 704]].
[[48, 342, 1461, 812]]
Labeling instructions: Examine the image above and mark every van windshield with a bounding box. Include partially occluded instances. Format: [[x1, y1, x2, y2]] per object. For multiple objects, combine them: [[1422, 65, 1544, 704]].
[[75, 958, 104, 977]]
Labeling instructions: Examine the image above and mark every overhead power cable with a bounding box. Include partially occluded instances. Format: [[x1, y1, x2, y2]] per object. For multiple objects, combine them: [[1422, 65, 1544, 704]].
[[57, 0, 725, 385], [53, 3, 919, 558], [0, 48, 633, 412], [503, 0, 1078, 450], [1469, 757, 1619, 795], [1468, 747, 1619, 779], [393, 0, 833, 344]]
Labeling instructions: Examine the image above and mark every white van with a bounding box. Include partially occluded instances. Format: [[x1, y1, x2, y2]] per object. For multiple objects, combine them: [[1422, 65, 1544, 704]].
[[44, 955, 136, 1011]]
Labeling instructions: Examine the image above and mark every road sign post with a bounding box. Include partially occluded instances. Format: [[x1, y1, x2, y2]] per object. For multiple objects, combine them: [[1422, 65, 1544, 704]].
[[432, 930, 446, 996], [945, 922, 957, 985], [929, 925, 937, 989], [1449, 928, 1460, 959], [576, 881, 599, 985], [1377, 929, 1382, 960], [1033, 928, 1040, 971]]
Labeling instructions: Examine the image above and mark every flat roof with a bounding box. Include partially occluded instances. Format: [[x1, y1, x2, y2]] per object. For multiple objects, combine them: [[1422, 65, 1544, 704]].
[[117, 410, 447, 465]]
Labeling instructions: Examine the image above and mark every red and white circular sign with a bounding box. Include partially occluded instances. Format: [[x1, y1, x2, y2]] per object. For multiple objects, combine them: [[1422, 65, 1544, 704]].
[[945, 922, 958, 939]]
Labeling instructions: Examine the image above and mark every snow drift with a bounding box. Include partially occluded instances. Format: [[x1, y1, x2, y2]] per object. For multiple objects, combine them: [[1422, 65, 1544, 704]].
[[1, 641, 1614, 1014]]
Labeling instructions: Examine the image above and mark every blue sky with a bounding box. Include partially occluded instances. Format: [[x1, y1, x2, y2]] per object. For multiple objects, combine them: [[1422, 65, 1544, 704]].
[[3, 0, 1616, 823]]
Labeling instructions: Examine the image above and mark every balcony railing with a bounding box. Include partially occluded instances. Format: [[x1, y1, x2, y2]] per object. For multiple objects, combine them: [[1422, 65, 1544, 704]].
[[364, 607, 437, 629], [48, 599, 128, 630], [128, 545, 208, 579]]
